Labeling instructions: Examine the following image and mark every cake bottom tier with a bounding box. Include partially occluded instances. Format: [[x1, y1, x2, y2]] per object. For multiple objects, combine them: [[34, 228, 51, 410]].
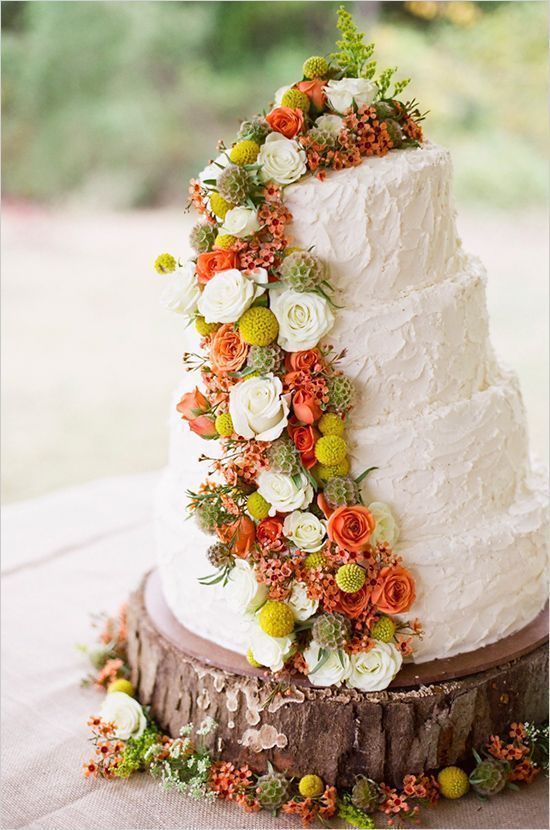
[[156, 464, 548, 663], [127, 573, 549, 788]]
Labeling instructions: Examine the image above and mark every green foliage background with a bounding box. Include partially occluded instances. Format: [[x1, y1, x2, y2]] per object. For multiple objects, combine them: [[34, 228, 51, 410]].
[[2, 0, 548, 208]]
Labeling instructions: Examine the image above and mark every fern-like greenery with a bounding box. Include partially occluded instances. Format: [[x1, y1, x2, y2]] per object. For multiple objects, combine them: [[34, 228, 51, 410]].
[[329, 6, 376, 78], [330, 6, 411, 100]]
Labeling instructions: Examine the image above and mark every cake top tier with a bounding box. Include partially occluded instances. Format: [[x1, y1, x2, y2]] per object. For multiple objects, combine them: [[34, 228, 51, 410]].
[[285, 142, 461, 301]]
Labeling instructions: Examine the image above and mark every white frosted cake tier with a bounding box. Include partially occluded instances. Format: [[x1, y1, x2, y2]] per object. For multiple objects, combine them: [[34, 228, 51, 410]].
[[156, 143, 548, 666], [284, 142, 464, 301]]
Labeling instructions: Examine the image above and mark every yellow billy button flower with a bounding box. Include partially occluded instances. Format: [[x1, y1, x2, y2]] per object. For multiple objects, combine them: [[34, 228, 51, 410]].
[[304, 551, 326, 569], [281, 87, 310, 112], [238, 307, 279, 347], [370, 616, 397, 643], [247, 492, 271, 521], [438, 767, 470, 799], [209, 192, 234, 220], [246, 648, 263, 668], [258, 601, 295, 637], [214, 233, 237, 249], [154, 253, 177, 274], [314, 435, 347, 466], [107, 678, 135, 696], [214, 412, 234, 437], [318, 412, 345, 437], [299, 774, 324, 798], [336, 563, 365, 593], [315, 458, 351, 481], [195, 316, 221, 337], [229, 140, 260, 166]]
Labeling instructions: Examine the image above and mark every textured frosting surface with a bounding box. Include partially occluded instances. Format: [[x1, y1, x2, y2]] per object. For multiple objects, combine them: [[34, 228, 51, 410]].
[[156, 143, 548, 664]]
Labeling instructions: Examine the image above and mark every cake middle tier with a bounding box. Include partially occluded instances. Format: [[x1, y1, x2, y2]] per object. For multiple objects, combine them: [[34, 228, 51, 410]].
[[330, 252, 495, 427]]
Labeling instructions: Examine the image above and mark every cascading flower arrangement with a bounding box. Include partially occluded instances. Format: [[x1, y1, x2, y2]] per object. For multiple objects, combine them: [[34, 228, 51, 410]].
[[154, 7, 425, 691]]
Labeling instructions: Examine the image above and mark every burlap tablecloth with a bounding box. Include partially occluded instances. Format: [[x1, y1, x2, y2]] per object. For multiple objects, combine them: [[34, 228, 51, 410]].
[[1, 474, 548, 829]]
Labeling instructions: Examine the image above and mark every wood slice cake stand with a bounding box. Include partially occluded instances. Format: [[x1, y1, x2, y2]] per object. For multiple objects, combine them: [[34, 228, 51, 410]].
[[127, 569, 548, 788]]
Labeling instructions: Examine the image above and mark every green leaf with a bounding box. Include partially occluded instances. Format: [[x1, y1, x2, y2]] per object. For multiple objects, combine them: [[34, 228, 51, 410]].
[[355, 466, 378, 485], [310, 647, 330, 675]]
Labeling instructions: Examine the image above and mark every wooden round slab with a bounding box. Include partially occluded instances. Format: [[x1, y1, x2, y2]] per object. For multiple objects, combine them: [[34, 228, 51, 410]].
[[127, 570, 548, 788]]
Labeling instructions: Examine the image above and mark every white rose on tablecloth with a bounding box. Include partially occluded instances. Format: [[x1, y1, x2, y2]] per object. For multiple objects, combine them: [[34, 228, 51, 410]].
[[229, 374, 290, 442], [197, 269, 264, 324], [225, 559, 268, 615], [220, 206, 260, 239], [257, 471, 313, 516], [368, 502, 400, 547], [258, 133, 307, 186], [99, 692, 146, 740], [270, 286, 335, 352], [199, 152, 229, 186], [274, 84, 293, 107], [303, 642, 351, 687], [315, 114, 344, 138], [160, 261, 200, 318], [283, 511, 326, 553], [288, 581, 319, 622], [325, 78, 378, 114], [247, 619, 294, 672], [346, 641, 403, 692]]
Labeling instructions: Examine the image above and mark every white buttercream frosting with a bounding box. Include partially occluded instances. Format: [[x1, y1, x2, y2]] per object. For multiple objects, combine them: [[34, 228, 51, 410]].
[[156, 143, 548, 665]]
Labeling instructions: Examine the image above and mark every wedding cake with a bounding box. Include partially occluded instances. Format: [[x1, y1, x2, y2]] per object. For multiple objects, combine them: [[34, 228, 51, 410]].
[[153, 13, 547, 692]]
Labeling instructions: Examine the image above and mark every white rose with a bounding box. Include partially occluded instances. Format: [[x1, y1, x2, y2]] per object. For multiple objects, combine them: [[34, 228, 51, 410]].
[[197, 269, 264, 324], [325, 77, 378, 114], [225, 559, 268, 615], [288, 581, 319, 622], [258, 133, 307, 186], [270, 286, 335, 352], [283, 511, 326, 553], [160, 261, 200, 318], [303, 642, 351, 687], [229, 374, 289, 442], [368, 502, 400, 547], [347, 641, 403, 692], [199, 152, 229, 186], [257, 470, 313, 516], [247, 619, 294, 672], [220, 206, 260, 239], [315, 114, 344, 138], [274, 84, 292, 106], [99, 692, 146, 740]]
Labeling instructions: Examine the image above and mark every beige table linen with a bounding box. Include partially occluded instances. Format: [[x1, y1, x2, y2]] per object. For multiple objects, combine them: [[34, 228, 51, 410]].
[[1, 473, 548, 829]]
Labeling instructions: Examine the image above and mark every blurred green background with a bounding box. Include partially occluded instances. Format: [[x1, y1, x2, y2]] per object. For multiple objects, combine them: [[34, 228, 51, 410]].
[[1, 1, 548, 504], [2, 0, 548, 209]]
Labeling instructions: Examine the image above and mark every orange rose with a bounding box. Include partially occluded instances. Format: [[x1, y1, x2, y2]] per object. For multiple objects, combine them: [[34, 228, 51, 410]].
[[266, 106, 305, 139], [371, 566, 416, 615], [288, 421, 318, 469], [327, 505, 375, 552], [188, 415, 218, 439], [296, 79, 327, 111], [256, 516, 285, 552], [334, 584, 372, 619], [292, 389, 322, 424], [196, 249, 238, 285], [217, 515, 256, 558], [176, 387, 210, 420], [210, 324, 248, 374], [285, 349, 321, 372]]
